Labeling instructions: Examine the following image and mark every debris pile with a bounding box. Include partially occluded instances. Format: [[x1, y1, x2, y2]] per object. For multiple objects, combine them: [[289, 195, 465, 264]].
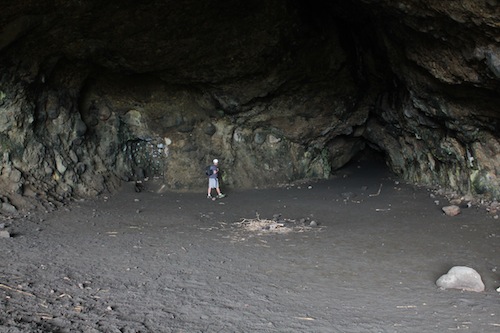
[[234, 213, 320, 235]]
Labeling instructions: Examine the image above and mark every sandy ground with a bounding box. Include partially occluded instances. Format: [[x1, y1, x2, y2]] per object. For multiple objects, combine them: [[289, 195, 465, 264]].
[[1, 157, 499, 333]]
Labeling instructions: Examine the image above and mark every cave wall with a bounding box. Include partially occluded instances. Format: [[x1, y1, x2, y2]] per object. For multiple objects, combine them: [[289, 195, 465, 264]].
[[0, 0, 499, 211], [359, 0, 500, 197]]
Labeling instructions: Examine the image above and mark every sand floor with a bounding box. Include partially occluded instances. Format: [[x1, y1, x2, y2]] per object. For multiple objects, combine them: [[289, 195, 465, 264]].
[[1, 159, 499, 332]]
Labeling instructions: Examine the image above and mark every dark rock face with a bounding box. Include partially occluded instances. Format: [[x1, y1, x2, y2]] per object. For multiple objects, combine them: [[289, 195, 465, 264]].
[[0, 0, 499, 210]]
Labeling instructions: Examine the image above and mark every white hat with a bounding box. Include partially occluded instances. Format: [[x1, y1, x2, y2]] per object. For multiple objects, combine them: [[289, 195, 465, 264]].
[[213, 159, 219, 164]]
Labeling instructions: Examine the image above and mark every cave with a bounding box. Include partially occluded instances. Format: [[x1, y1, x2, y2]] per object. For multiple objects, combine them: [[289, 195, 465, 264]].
[[2, 1, 500, 331], [1, 0, 500, 211]]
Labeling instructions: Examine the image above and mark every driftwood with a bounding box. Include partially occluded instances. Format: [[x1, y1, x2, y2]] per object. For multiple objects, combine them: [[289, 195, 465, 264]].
[[369, 183, 383, 197]]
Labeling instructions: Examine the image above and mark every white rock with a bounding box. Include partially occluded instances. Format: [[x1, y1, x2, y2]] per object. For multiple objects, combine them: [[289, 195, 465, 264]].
[[268, 134, 281, 144], [436, 266, 485, 292]]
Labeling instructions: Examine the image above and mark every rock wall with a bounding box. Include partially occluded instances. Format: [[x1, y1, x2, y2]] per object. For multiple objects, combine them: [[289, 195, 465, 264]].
[[77, 68, 365, 190], [359, 0, 500, 197], [0, 0, 499, 212]]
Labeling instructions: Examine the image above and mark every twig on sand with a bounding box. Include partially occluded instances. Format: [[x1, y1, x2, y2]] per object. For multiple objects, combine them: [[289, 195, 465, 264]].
[[369, 183, 383, 197], [294, 316, 315, 321], [0, 283, 35, 297], [36, 313, 53, 320]]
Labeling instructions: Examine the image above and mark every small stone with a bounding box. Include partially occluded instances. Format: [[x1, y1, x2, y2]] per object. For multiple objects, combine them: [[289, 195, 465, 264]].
[[75, 162, 86, 175], [74, 118, 87, 137], [309, 220, 317, 227], [253, 131, 266, 145], [0, 230, 10, 238], [462, 194, 474, 202], [203, 123, 217, 136], [442, 205, 460, 216], [9, 168, 22, 183], [1, 202, 17, 213], [55, 154, 67, 174], [436, 266, 485, 292], [98, 105, 112, 121], [268, 134, 281, 144]]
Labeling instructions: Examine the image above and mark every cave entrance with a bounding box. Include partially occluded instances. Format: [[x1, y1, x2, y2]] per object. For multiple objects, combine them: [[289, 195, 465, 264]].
[[349, 145, 389, 172]]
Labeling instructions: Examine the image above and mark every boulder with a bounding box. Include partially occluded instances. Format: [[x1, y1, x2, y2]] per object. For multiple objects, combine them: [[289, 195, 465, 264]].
[[442, 205, 461, 216], [436, 266, 485, 292]]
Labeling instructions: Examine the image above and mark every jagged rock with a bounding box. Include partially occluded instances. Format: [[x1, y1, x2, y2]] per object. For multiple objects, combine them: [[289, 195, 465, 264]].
[[436, 266, 485, 292]]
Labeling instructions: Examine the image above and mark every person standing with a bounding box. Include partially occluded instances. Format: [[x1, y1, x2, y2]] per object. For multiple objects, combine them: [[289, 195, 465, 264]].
[[207, 159, 226, 199]]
